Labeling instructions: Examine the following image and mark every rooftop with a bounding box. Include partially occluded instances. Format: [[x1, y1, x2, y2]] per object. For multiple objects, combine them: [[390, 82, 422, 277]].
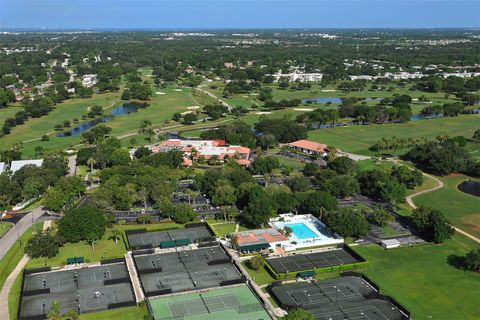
[[288, 139, 328, 153], [10, 159, 44, 174], [233, 228, 288, 246]]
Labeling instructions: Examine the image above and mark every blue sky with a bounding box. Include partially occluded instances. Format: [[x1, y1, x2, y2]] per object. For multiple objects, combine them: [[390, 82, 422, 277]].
[[1, 0, 479, 29]]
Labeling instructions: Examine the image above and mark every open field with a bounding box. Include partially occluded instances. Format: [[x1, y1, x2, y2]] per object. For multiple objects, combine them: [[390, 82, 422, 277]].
[[353, 235, 480, 319], [413, 174, 480, 238], [79, 305, 149, 320], [241, 260, 276, 285], [309, 114, 480, 155]]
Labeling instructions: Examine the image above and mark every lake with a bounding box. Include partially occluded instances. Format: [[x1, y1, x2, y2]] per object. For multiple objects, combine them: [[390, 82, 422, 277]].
[[457, 180, 480, 197], [57, 102, 147, 137]]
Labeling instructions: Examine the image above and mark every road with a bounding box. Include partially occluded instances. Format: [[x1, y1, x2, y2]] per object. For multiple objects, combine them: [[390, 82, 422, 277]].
[[67, 154, 77, 177], [0, 207, 46, 260]]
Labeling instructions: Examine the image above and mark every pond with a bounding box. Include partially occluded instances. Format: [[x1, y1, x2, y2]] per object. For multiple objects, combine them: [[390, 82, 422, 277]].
[[457, 180, 480, 197], [410, 113, 444, 121], [57, 102, 147, 137]]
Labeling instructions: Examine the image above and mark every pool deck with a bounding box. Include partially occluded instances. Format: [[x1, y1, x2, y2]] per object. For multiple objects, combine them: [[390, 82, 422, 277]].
[[270, 214, 343, 251]]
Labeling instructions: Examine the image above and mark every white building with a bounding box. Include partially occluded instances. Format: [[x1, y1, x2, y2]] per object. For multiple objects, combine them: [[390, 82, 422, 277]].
[[269, 72, 323, 83], [10, 159, 44, 174], [0, 162, 5, 174], [82, 74, 98, 88], [381, 239, 401, 249]]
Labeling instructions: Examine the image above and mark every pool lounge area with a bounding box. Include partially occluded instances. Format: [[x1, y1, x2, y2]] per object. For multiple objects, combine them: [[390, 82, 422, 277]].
[[270, 214, 343, 251]]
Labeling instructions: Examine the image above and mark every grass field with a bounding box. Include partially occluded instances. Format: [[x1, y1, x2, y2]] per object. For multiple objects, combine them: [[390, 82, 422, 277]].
[[308, 114, 480, 155], [353, 235, 480, 319], [0, 222, 13, 238], [0, 222, 44, 291], [79, 305, 149, 320], [241, 260, 276, 285], [412, 174, 480, 238]]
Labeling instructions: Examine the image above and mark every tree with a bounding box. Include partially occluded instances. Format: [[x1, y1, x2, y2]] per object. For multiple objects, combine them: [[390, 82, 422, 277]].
[[183, 112, 198, 125], [48, 301, 61, 320], [64, 309, 79, 320], [325, 174, 360, 198], [297, 191, 337, 218], [139, 119, 154, 142], [173, 204, 196, 224], [58, 207, 107, 244], [212, 182, 236, 222], [367, 208, 393, 227], [410, 206, 455, 243], [26, 229, 60, 258], [137, 214, 153, 224], [285, 309, 315, 320], [325, 207, 370, 237], [464, 249, 480, 272], [247, 255, 265, 271], [473, 129, 480, 141], [109, 228, 122, 244], [327, 156, 357, 175], [110, 149, 131, 166]]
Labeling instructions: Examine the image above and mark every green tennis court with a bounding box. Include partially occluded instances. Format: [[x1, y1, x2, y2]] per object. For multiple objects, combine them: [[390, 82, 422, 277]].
[[148, 284, 270, 320]]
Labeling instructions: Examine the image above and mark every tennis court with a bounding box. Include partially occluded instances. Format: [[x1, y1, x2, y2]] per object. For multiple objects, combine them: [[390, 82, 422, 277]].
[[134, 246, 244, 296], [148, 284, 270, 320], [19, 262, 136, 319], [267, 248, 362, 274], [269, 276, 408, 320], [127, 225, 214, 249]]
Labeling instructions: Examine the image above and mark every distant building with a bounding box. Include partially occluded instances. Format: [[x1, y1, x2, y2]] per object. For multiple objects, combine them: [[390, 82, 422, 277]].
[[82, 74, 98, 87], [0, 162, 5, 174], [10, 159, 44, 174], [268, 72, 323, 83], [224, 62, 234, 69], [231, 228, 289, 253], [151, 139, 251, 166], [381, 239, 401, 249], [287, 140, 328, 157]]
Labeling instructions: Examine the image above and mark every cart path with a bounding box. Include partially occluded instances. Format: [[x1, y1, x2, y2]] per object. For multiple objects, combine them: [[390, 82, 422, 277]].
[[405, 170, 480, 244], [0, 221, 49, 320]]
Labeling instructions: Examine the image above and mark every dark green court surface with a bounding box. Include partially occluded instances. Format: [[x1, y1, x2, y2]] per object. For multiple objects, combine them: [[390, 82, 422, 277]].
[[134, 245, 244, 297], [266, 248, 362, 274], [269, 276, 409, 320], [127, 225, 214, 249], [18, 262, 136, 319]]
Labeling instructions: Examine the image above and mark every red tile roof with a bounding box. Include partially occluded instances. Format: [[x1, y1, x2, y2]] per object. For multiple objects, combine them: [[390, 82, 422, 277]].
[[288, 140, 328, 153]]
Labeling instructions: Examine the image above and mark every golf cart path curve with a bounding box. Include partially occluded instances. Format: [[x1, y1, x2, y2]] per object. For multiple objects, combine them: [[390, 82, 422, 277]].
[[406, 171, 480, 244]]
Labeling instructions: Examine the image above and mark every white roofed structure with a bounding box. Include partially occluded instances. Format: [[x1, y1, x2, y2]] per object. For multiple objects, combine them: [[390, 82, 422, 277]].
[[10, 159, 44, 174]]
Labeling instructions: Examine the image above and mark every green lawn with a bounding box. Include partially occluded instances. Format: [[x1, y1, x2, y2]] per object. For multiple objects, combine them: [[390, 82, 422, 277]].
[[353, 235, 480, 319], [308, 114, 480, 155], [0, 222, 44, 291], [208, 222, 250, 237], [241, 260, 276, 285], [79, 305, 149, 320], [0, 222, 13, 238], [413, 174, 480, 238]]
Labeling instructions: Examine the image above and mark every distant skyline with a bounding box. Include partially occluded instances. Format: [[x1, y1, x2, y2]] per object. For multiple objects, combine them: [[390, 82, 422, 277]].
[[1, 0, 479, 30]]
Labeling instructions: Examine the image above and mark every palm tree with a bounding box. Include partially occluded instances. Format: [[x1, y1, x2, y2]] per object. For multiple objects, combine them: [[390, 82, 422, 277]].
[[109, 229, 122, 245], [87, 157, 96, 172], [139, 119, 154, 142]]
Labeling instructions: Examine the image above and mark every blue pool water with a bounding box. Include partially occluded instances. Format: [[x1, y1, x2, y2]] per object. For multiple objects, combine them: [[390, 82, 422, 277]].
[[286, 223, 318, 239]]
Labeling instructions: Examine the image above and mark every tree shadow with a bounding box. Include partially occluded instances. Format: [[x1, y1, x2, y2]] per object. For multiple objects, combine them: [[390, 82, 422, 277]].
[[447, 254, 466, 270]]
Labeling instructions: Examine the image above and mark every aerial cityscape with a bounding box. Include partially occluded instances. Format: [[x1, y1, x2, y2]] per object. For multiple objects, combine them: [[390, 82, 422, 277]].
[[0, 1, 479, 320]]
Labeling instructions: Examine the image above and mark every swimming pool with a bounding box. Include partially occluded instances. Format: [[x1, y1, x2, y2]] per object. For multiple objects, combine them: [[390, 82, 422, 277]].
[[286, 223, 318, 239]]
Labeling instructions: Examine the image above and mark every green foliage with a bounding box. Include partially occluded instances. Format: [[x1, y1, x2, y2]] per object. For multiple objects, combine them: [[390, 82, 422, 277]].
[[172, 203, 196, 224], [255, 118, 308, 143], [366, 208, 393, 227], [410, 206, 455, 243], [463, 249, 480, 272], [325, 207, 371, 237], [285, 308, 315, 320], [43, 176, 85, 211], [297, 191, 338, 218], [26, 229, 60, 258], [327, 156, 357, 175], [58, 207, 107, 243], [250, 156, 281, 175], [247, 255, 265, 271]]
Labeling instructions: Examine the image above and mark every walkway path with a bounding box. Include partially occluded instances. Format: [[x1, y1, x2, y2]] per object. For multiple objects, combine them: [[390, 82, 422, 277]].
[[404, 169, 480, 245], [0, 221, 49, 320], [67, 154, 77, 177], [0, 207, 45, 260], [197, 85, 233, 111]]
